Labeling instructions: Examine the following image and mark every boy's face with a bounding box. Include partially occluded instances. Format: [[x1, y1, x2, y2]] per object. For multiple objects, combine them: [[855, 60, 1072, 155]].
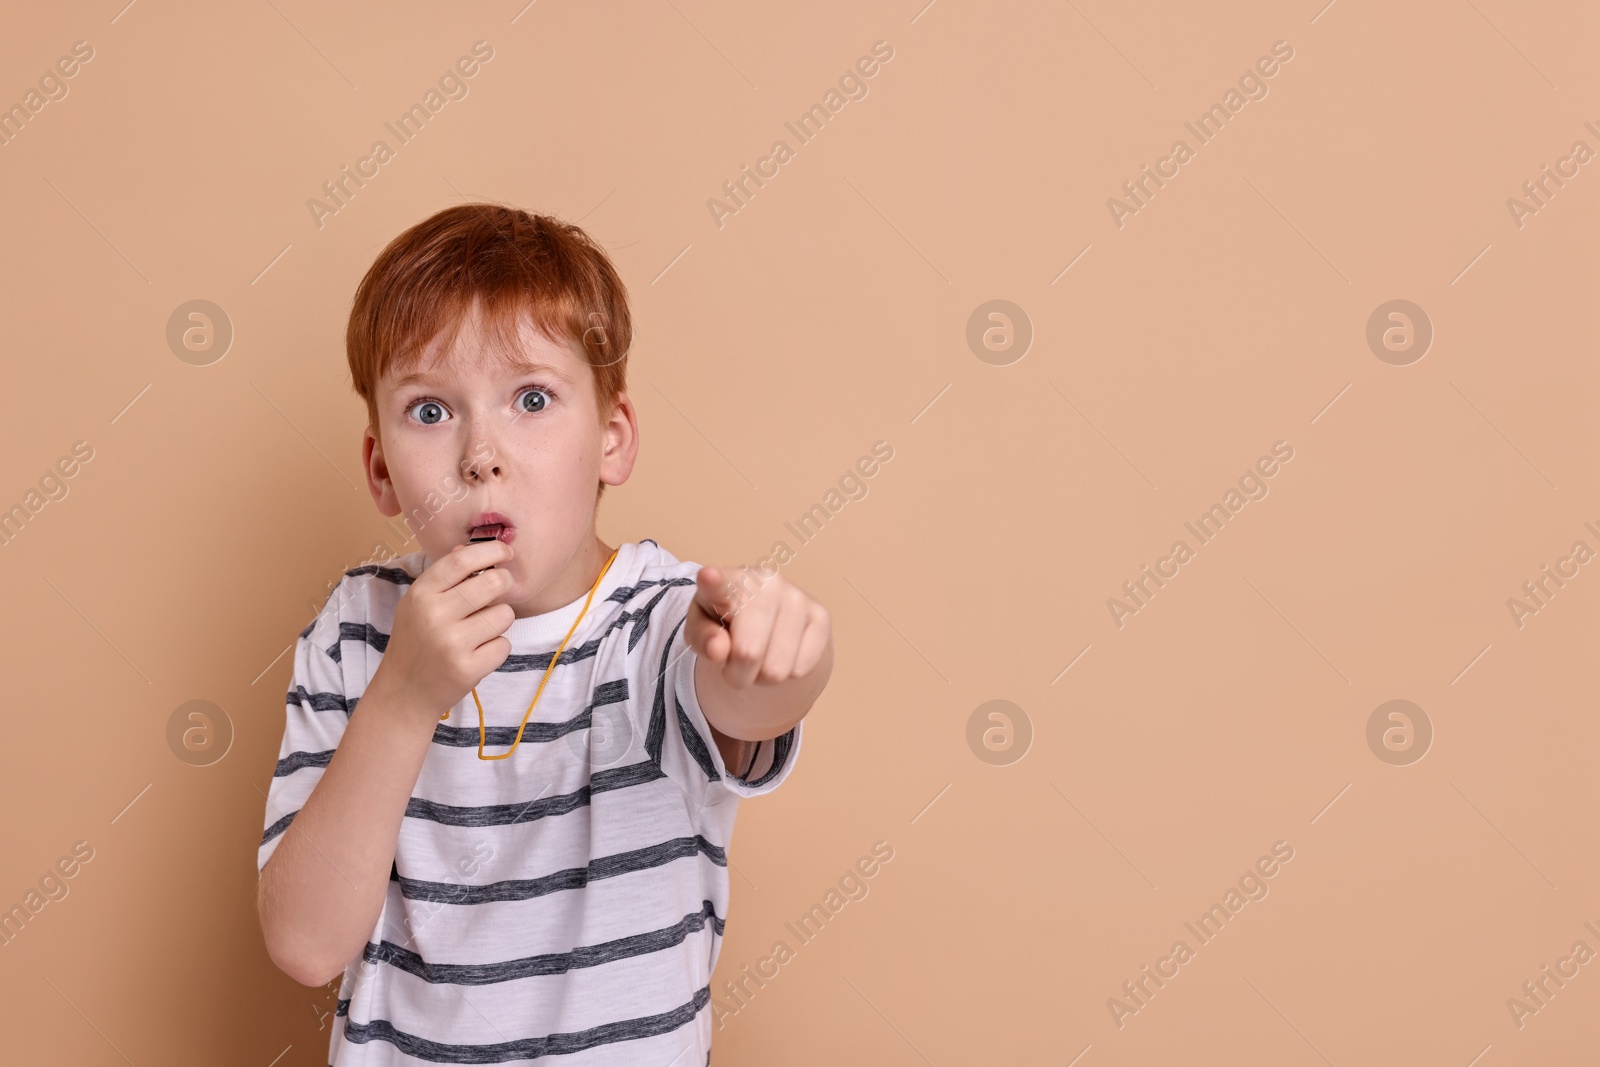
[[361, 303, 638, 616]]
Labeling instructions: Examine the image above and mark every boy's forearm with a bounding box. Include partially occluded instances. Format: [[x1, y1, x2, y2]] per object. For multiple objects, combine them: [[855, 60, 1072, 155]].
[[257, 675, 436, 987], [694, 638, 833, 742]]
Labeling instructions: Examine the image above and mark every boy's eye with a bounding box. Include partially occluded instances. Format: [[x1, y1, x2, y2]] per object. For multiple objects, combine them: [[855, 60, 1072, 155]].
[[408, 400, 449, 425], [517, 388, 550, 414]]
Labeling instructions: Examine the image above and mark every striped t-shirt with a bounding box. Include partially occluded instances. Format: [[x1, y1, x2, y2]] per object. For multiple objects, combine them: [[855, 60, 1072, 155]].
[[257, 539, 803, 1065]]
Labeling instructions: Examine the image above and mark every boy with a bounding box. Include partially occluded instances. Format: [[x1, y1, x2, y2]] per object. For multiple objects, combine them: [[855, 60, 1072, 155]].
[[256, 205, 831, 1065]]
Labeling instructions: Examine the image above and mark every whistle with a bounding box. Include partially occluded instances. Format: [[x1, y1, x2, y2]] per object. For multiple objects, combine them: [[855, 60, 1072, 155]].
[[468, 524, 503, 578]]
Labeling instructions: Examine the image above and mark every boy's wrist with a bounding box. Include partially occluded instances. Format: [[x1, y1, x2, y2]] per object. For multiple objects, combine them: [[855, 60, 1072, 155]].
[[365, 662, 448, 731]]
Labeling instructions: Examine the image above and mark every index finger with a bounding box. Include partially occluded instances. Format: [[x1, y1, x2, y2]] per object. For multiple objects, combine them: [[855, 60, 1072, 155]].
[[420, 539, 514, 593], [694, 566, 742, 623]]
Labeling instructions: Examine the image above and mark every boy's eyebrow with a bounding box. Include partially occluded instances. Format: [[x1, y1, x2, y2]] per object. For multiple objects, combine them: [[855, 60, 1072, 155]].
[[391, 359, 572, 390]]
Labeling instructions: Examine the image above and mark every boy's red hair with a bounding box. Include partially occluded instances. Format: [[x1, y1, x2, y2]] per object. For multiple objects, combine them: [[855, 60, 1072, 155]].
[[346, 202, 632, 438]]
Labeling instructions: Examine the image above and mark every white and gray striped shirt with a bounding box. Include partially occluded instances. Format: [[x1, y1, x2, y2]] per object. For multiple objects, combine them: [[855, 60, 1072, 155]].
[[258, 539, 802, 1065]]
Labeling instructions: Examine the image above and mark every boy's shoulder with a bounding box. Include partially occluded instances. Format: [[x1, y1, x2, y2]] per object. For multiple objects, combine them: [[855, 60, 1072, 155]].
[[620, 538, 700, 589], [297, 550, 425, 646]]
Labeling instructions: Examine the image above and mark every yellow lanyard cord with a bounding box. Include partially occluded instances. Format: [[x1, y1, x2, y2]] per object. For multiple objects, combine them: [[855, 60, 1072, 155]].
[[439, 548, 619, 762]]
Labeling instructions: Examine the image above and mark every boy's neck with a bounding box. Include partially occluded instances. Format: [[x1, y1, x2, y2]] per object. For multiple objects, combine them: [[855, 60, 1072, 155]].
[[507, 532, 613, 619]]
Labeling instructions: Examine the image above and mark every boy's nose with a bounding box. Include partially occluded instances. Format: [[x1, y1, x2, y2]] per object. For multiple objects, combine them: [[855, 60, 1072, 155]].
[[464, 447, 503, 481]]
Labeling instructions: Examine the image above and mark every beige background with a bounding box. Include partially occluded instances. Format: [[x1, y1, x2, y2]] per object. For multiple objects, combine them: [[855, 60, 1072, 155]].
[[0, 1, 1595, 1063]]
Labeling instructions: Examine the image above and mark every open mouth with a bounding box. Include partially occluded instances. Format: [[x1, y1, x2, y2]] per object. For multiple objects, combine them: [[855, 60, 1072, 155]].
[[467, 513, 515, 544]]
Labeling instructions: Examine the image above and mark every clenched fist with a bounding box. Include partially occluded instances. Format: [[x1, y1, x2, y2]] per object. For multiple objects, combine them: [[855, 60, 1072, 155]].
[[370, 538, 517, 725]]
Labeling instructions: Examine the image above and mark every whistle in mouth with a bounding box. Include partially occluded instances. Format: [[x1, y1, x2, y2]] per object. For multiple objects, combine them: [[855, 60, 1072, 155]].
[[467, 525, 504, 577]]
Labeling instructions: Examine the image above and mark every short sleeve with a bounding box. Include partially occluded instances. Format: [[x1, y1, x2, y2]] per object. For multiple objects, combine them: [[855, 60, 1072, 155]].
[[257, 600, 352, 875], [643, 596, 804, 806]]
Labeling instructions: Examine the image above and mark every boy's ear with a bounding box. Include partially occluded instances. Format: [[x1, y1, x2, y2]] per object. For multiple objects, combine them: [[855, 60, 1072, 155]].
[[362, 425, 403, 517], [598, 391, 640, 490]]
